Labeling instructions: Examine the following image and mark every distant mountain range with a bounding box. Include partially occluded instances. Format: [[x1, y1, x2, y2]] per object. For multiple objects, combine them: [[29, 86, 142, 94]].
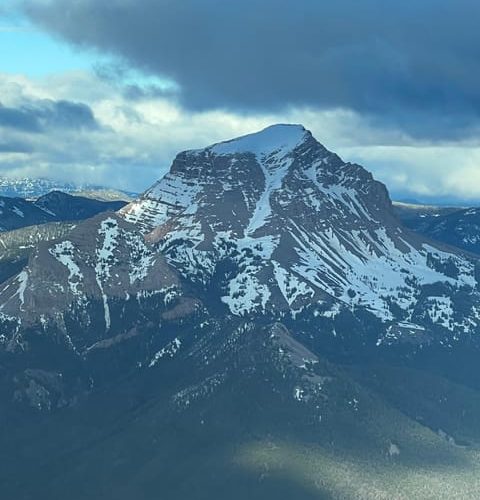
[[2, 126, 480, 499], [394, 201, 480, 254], [0, 176, 136, 201]]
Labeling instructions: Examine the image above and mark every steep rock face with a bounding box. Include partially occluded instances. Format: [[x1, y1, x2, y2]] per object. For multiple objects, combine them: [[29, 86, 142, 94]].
[[122, 125, 480, 340]]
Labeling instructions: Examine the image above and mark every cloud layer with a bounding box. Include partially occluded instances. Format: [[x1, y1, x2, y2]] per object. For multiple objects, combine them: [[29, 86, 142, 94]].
[[22, 0, 480, 139], [2, 69, 480, 201]]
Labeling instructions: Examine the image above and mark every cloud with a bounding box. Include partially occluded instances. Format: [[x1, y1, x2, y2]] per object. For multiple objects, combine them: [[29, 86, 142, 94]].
[[44, 99, 98, 129], [93, 61, 178, 101], [344, 145, 480, 203], [0, 99, 98, 132], [0, 103, 41, 131], [20, 0, 480, 140], [0, 71, 282, 191]]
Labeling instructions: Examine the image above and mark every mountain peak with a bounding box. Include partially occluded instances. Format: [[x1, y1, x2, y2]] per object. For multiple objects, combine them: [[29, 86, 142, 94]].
[[198, 123, 311, 157]]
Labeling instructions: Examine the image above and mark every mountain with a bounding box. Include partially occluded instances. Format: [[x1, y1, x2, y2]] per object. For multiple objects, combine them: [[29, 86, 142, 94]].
[[71, 189, 135, 202], [0, 176, 135, 201], [0, 191, 127, 232], [2, 125, 480, 498], [395, 202, 480, 255], [122, 125, 480, 337], [0, 196, 56, 232], [0, 176, 78, 199], [393, 201, 461, 231], [35, 190, 127, 221]]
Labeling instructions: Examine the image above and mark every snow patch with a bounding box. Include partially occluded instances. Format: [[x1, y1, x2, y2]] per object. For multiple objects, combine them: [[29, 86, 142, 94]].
[[95, 218, 119, 330], [49, 241, 83, 298], [13, 270, 28, 307], [149, 338, 182, 367]]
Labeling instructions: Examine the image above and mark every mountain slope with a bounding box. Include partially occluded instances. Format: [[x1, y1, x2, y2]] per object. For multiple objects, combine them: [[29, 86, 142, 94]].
[[0, 221, 75, 284], [0, 212, 206, 411], [393, 201, 461, 232], [35, 190, 126, 221], [2, 321, 480, 500], [0, 196, 55, 231]]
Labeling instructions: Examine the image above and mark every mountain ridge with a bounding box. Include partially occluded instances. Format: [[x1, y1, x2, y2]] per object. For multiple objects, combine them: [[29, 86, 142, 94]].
[[0, 176, 136, 201], [0, 190, 126, 232]]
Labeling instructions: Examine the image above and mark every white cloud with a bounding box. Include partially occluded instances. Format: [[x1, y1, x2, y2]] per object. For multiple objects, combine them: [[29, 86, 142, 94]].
[[344, 145, 480, 201]]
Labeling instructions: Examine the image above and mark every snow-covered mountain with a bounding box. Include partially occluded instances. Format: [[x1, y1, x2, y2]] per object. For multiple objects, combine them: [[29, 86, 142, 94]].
[[122, 124, 480, 338], [2, 124, 480, 372], [0, 176, 135, 201], [0, 176, 78, 199], [0, 213, 186, 333]]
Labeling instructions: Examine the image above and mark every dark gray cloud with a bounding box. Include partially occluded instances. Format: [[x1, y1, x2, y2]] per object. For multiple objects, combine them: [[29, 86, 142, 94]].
[[0, 99, 98, 132], [44, 100, 98, 129], [0, 139, 33, 153], [0, 104, 42, 132], [22, 0, 480, 139]]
